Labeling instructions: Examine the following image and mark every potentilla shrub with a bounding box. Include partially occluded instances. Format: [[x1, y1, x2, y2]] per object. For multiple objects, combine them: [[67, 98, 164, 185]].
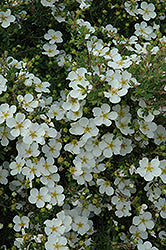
[[0, 0, 166, 249]]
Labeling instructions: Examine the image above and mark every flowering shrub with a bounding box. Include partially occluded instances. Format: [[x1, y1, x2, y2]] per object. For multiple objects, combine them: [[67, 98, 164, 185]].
[[0, 0, 166, 249]]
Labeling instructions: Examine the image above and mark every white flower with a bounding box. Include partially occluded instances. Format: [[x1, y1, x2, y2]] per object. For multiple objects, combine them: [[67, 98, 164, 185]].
[[28, 187, 51, 208], [129, 225, 148, 244], [72, 167, 92, 185], [69, 165, 83, 179], [72, 216, 91, 235], [104, 24, 117, 35], [66, 103, 84, 121], [138, 120, 157, 138], [134, 21, 154, 40], [39, 157, 57, 176], [112, 104, 130, 119], [47, 102, 66, 120], [137, 241, 158, 250], [65, 231, 79, 248], [133, 212, 154, 232], [23, 122, 45, 145], [69, 117, 99, 143], [115, 204, 131, 218], [67, 67, 88, 84], [34, 78, 50, 93], [159, 231, 166, 240], [62, 94, 80, 112], [108, 54, 132, 70], [159, 160, 166, 183], [17, 93, 38, 112], [16, 141, 40, 158], [22, 159, 41, 181], [9, 157, 25, 176], [92, 103, 118, 126], [84, 137, 102, 157], [99, 133, 122, 158], [137, 108, 154, 122], [41, 123, 57, 138], [0, 103, 16, 124], [114, 176, 136, 197], [13, 215, 30, 232], [44, 29, 63, 44], [115, 116, 134, 135], [0, 74, 7, 94], [137, 2, 156, 21], [69, 81, 92, 100], [153, 125, 166, 145], [120, 138, 133, 156], [111, 193, 132, 217], [97, 178, 114, 196], [49, 185, 65, 206], [44, 218, 65, 236], [41, 0, 57, 7], [64, 139, 84, 155], [6, 113, 31, 138], [118, 70, 132, 90], [77, 19, 95, 39], [0, 9, 15, 28], [124, 1, 138, 17], [73, 149, 95, 170], [42, 137, 62, 158], [0, 126, 15, 146], [56, 211, 72, 233], [155, 198, 166, 219], [40, 172, 60, 187], [92, 162, 106, 174], [104, 79, 126, 104], [45, 234, 68, 250], [0, 165, 8, 185], [42, 43, 59, 57], [144, 183, 161, 203], [136, 157, 161, 181]]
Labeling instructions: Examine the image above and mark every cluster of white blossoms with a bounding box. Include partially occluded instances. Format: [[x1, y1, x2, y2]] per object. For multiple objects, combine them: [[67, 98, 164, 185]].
[[0, 0, 166, 249]]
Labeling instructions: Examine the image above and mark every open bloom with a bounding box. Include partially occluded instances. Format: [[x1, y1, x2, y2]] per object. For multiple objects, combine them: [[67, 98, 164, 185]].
[[42, 43, 59, 57], [138, 120, 157, 138], [0, 126, 15, 146], [44, 218, 65, 236], [69, 117, 99, 143], [44, 29, 63, 44], [93, 103, 117, 126], [6, 113, 31, 138], [137, 241, 158, 250], [134, 21, 153, 40], [104, 79, 127, 104], [159, 159, 166, 183], [0, 74, 7, 94], [49, 185, 65, 206], [99, 133, 122, 158], [0, 9, 15, 28], [0, 165, 8, 185], [17, 93, 38, 112], [133, 212, 154, 232], [97, 178, 114, 196], [13, 215, 30, 232], [28, 187, 51, 208], [72, 216, 91, 235], [137, 2, 156, 21], [136, 157, 161, 181], [45, 234, 68, 250], [41, 0, 57, 7], [23, 122, 45, 145], [0, 103, 16, 124]]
